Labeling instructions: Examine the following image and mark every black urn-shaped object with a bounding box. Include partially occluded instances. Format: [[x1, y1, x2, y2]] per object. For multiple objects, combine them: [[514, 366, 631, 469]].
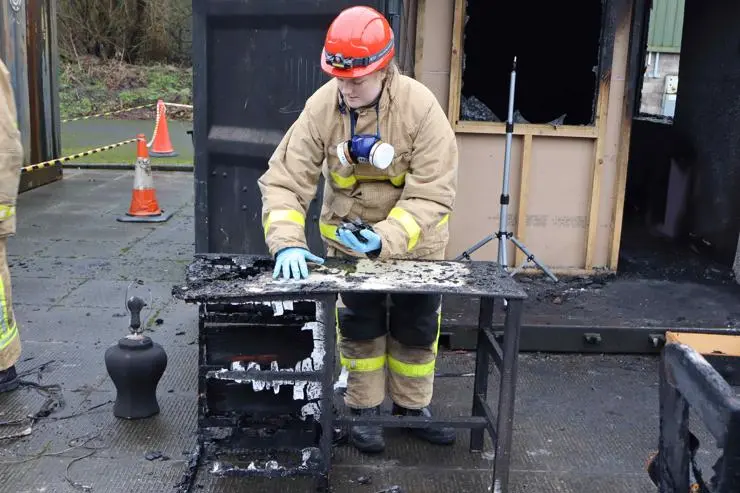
[[105, 295, 168, 419]]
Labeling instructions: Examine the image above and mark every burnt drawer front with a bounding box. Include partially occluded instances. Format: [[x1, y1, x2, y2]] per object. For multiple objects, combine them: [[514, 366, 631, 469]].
[[201, 421, 321, 452], [203, 323, 315, 368], [204, 378, 322, 418]]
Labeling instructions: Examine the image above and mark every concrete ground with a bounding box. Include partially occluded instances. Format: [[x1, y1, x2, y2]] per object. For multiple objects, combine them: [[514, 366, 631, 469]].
[[0, 169, 726, 492]]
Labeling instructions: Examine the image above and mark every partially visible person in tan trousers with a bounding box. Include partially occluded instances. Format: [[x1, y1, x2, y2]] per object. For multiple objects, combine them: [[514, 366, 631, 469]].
[[0, 58, 24, 393]]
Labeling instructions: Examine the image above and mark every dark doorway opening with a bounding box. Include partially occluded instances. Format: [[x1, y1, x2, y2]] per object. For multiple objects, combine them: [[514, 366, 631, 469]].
[[619, 0, 734, 285], [459, 0, 603, 125]]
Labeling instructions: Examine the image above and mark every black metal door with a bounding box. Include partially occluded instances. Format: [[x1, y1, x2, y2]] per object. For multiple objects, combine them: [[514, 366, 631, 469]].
[[192, 0, 392, 254]]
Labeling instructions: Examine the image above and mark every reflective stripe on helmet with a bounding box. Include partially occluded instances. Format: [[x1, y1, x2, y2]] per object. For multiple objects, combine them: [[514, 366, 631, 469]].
[[324, 38, 394, 70]]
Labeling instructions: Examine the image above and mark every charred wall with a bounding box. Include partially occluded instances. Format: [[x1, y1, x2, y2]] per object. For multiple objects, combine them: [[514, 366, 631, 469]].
[[673, 0, 740, 261]]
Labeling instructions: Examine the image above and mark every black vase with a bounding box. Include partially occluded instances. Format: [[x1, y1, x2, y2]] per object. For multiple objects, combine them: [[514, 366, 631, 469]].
[[105, 334, 168, 419]]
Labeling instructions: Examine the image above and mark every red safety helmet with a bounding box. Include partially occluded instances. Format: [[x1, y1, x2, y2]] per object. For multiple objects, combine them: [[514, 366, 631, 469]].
[[321, 6, 395, 79]]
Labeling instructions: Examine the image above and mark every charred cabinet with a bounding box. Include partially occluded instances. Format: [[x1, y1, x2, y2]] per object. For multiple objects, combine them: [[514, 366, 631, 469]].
[[192, 0, 396, 255], [197, 299, 334, 477]]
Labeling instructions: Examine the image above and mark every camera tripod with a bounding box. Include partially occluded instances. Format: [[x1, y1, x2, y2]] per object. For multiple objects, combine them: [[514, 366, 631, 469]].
[[455, 57, 558, 283]]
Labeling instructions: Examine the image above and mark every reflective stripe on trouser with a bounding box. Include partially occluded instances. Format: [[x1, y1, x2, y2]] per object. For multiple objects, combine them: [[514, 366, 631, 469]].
[[336, 289, 388, 409], [339, 333, 387, 409], [337, 291, 442, 409], [387, 310, 441, 409], [0, 237, 20, 370]]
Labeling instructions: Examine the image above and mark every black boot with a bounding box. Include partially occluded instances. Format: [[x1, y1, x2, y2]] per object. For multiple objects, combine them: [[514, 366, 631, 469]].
[[349, 406, 385, 453], [392, 403, 456, 445], [0, 365, 19, 393]]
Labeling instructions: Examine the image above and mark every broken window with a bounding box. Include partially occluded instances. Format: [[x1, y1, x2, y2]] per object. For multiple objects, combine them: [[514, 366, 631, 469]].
[[459, 0, 603, 126]]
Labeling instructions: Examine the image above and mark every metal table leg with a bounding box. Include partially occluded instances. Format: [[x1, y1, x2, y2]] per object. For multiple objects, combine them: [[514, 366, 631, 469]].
[[471, 296, 495, 452], [317, 295, 337, 490], [492, 298, 523, 493]]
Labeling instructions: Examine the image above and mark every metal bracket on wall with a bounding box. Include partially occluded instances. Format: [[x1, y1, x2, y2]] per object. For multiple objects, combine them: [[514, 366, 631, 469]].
[[583, 333, 602, 345], [649, 333, 666, 349]]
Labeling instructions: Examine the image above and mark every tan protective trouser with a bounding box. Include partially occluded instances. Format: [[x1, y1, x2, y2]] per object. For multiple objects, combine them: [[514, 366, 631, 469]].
[[333, 248, 444, 410], [340, 329, 440, 410], [0, 238, 20, 370]]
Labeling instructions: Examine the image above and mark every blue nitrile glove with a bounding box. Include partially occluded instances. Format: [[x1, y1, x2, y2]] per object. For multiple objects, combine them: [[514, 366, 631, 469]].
[[336, 228, 382, 255], [273, 247, 325, 280]]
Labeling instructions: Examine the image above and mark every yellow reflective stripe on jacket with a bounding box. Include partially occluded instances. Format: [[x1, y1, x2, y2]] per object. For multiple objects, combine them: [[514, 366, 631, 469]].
[[321, 213, 434, 249], [340, 354, 387, 372], [0, 272, 17, 351], [319, 222, 338, 241], [0, 205, 15, 221], [263, 209, 305, 237], [389, 172, 406, 187], [330, 172, 357, 189], [388, 207, 421, 251], [329, 172, 406, 189], [437, 214, 449, 228]]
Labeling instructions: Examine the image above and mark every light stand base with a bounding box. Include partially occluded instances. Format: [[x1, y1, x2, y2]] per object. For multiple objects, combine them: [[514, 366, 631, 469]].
[[454, 233, 559, 282], [454, 55, 558, 283]]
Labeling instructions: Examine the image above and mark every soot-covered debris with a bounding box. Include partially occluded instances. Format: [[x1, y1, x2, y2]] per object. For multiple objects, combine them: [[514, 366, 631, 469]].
[[461, 95, 500, 122], [172, 254, 527, 302]]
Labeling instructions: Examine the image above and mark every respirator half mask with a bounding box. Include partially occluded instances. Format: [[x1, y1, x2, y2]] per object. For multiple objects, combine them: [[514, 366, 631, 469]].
[[336, 101, 394, 170]]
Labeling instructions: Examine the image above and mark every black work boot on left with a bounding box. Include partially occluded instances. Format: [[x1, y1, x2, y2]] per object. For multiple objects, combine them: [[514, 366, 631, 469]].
[[392, 403, 456, 445], [0, 365, 19, 393], [349, 406, 385, 454]]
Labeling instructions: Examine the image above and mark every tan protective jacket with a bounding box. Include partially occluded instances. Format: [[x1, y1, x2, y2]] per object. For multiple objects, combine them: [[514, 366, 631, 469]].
[[258, 65, 458, 260], [0, 60, 22, 239]]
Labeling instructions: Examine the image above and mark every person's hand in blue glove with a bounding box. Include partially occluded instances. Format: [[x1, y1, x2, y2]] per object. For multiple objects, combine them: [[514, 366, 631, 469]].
[[273, 247, 325, 280], [336, 227, 382, 255]]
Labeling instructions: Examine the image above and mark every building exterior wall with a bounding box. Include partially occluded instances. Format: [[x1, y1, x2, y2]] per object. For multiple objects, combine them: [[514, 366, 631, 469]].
[[415, 0, 632, 273], [646, 0, 684, 53], [639, 0, 684, 117], [639, 52, 680, 117]]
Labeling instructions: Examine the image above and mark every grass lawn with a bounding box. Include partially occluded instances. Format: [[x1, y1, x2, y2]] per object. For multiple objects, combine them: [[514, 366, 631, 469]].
[[59, 57, 193, 165], [60, 118, 193, 165]]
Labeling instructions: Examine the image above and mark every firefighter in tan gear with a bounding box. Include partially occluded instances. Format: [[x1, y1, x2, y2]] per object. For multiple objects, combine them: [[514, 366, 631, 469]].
[[0, 59, 23, 393], [258, 6, 458, 453]]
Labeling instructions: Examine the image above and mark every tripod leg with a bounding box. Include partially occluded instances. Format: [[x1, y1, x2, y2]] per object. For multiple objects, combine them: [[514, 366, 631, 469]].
[[498, 232, 508, 267], [454, 234, 497, 261], [508, 236, 559, 282]]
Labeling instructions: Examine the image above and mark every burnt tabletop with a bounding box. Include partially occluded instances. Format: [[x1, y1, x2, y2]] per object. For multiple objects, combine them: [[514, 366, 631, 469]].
[[172, 254, 528, 303]]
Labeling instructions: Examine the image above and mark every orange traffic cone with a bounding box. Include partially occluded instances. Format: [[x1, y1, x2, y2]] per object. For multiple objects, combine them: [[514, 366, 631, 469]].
[[117, 134, 174, 223], [149, 100, 177, 158]]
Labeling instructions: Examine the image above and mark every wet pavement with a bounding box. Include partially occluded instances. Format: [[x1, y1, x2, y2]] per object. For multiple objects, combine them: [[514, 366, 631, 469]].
[[0, 169, 717, 492]]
